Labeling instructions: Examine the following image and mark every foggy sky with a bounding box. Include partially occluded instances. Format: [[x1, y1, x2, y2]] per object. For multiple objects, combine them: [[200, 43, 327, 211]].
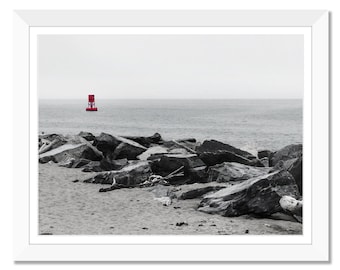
[[38, 34, 304, 99]]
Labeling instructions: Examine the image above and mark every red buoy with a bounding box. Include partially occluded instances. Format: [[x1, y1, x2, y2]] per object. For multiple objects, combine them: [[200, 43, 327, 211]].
[[86, 94, 98, 111]]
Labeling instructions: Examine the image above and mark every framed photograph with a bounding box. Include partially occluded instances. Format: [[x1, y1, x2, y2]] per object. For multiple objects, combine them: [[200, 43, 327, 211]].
[[13, 10, 329, 261]]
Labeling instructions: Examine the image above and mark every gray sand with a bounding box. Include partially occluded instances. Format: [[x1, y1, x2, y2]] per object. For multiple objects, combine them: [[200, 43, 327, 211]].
[[39, 163, 302, 235]]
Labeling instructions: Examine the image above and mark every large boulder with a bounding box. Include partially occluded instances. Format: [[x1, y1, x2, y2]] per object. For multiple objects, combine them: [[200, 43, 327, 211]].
[[269, 144, 302, 167], [83, 161, 151, 186], [272, 157, 303, 195], [150, 154, 208, 184], [38, 134, 68, 154], [112, 139, 147, 160], [198, 170, 300, 217], [288, 157, 302, 195], [39, 142, 103, 164], [93, 133, 147, 160], [199, 151, 264, 167], [123, 132, 162, 147], [92, 132, 121, 158], [208, 162, 271, 183], [196, 140, 256, 159]]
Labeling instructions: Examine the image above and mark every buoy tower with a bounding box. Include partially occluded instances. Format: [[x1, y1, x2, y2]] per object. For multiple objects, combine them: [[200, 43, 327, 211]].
[[86, 94, 98, 111]]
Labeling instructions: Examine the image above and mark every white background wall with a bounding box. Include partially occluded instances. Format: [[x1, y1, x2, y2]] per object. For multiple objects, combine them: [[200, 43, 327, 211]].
[[0, 0, 337, 269]]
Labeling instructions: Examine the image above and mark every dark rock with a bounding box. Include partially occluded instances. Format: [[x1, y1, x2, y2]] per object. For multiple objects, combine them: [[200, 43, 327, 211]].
[[83, 161, 152, 187], [149, 132, 162, 143], [269, 144, 302, 166], [78, 131, 95, 141], [179, 186, 226, 200], [177, 138, 197, 143], [197, 140, 256, 159], [72, 180, 79, 183], [176, 222, 188, 226], [150, 154, 208, 184], [199, 151, 264, 167], [93, 133, 147, 160], [288, 157, 302, 195], [271, 156, 303, 195], [123, 132, 163, 147], [188, 166, 209, 184], [198, 170, 300, 217], [93, 132, 121, 157], [112, 141, 147, 160], [208, 162, 271, 182], [258, 150, 273, 159]]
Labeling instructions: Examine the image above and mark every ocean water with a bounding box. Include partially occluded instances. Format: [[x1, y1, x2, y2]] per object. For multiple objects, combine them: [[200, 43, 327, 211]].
[[39, 99, 302, 153]]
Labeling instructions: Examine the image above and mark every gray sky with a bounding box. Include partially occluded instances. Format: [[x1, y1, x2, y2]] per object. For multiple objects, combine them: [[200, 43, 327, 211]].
[[38, 34, 303, 99]]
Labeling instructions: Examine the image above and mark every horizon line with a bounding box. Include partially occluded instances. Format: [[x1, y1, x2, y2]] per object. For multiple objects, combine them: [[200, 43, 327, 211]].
[[39, 97, 303, 100]]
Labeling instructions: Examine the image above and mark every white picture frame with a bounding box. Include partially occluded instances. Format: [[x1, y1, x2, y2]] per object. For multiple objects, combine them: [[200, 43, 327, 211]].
[[13, 10, 329, 262]]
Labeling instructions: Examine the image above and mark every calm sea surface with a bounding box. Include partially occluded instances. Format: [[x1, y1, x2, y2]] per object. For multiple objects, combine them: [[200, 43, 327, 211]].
[[39, 99, 302, 153]]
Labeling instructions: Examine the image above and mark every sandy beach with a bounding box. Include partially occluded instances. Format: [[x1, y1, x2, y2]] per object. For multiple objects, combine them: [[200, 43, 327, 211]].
[[39, 163, 302, 235]]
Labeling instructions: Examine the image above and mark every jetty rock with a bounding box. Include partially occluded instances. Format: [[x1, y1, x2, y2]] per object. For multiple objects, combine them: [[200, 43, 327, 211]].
[[83, 161, 151, 186], [198, 170, 300, 217], [112, 138, 147, 160], [208, 162, 271, 183], [199, 150, 264, 168], [196, 140, 256, 160], [39, 136, 103, 164], [78, 131, 96, 141], [272, 156, 303, 195], [150, 153, 208, 184], [92, 133, 121, 157], [93, 133, 147, 160], [269, 144, 303, 195], [269, 144, 302, 167], [39, 134, 68, 155], [123, 132, 163, 148]]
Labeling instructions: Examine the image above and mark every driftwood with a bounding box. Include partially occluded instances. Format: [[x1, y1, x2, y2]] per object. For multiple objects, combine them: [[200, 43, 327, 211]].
[[139, 166, 185, 188]]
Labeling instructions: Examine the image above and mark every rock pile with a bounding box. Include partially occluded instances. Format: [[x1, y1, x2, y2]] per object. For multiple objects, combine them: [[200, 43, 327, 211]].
[[38, 132, 303, 222]]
